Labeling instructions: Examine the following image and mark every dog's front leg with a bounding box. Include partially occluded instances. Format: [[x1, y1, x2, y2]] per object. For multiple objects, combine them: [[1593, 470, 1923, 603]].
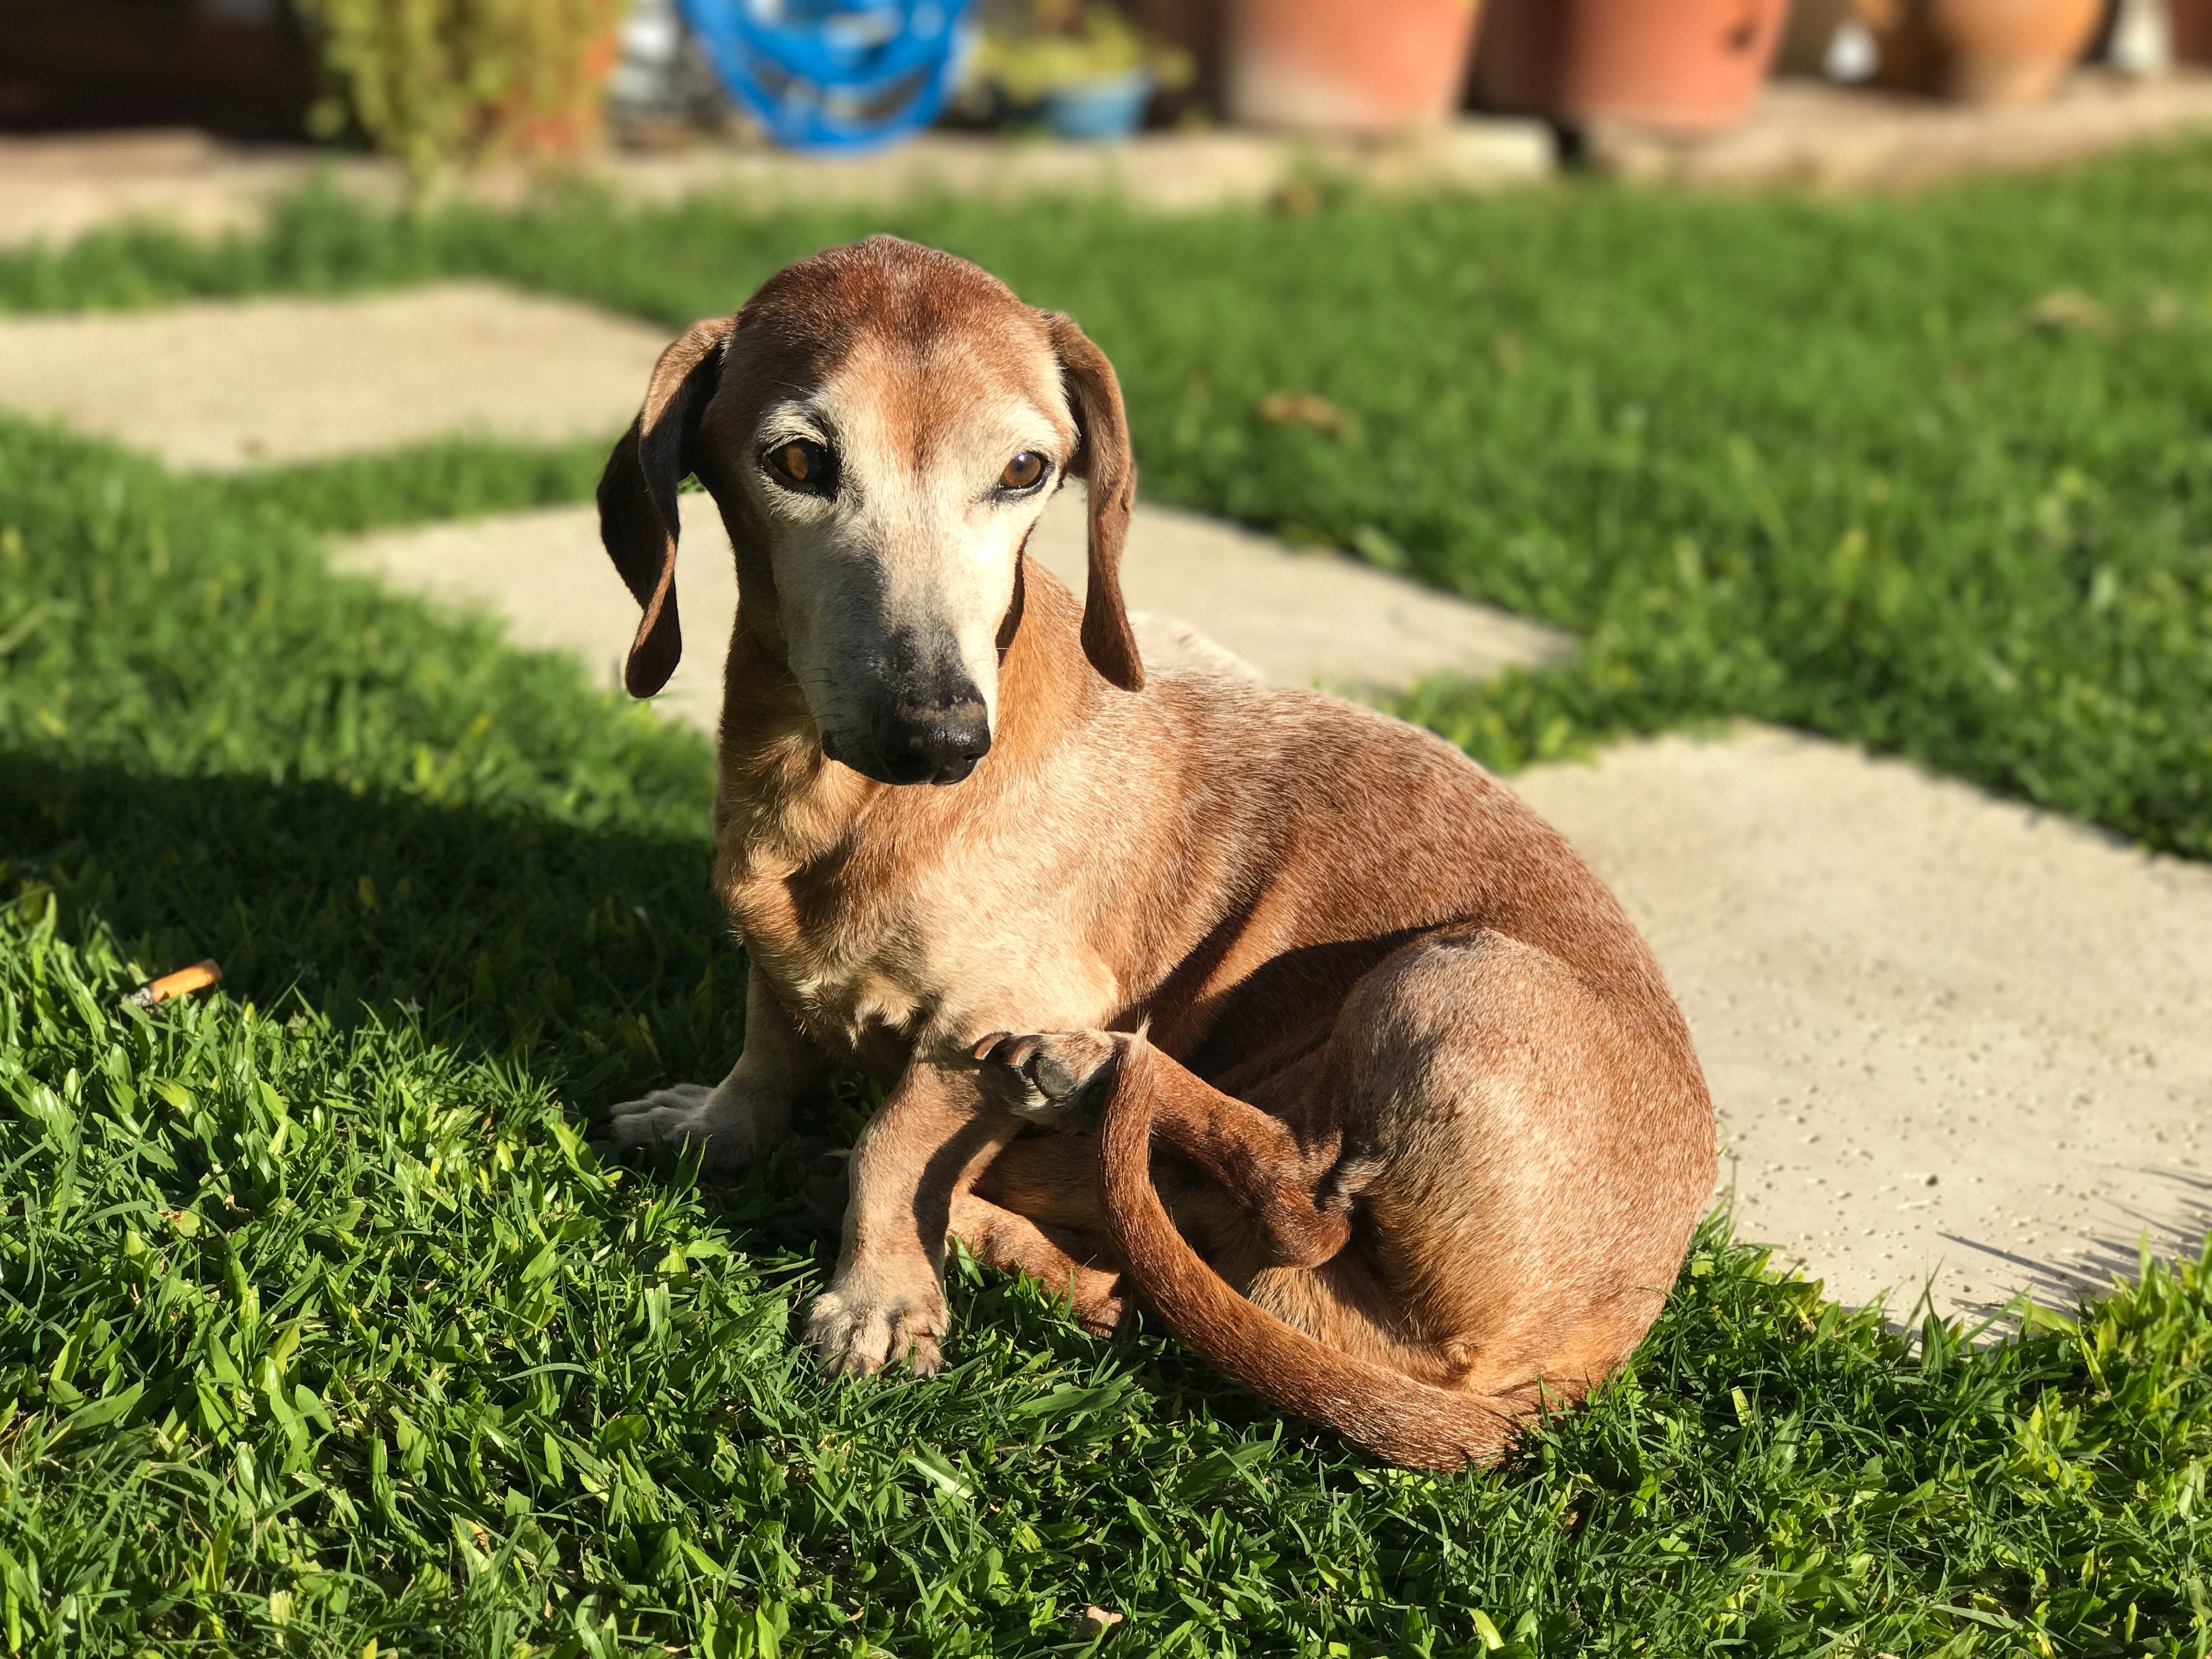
[[804, 1061, 1011, 1378], [600, 967, 828, 1170]]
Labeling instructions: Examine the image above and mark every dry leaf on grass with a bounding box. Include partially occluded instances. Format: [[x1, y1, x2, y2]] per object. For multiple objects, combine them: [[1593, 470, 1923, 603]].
[[2023, 289, 2114, 335], [1256, 390, 1353, 436]]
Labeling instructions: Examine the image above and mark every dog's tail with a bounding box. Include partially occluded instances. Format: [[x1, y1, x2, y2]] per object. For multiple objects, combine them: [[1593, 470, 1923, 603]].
[[1096, 1040, 1521, 1471]]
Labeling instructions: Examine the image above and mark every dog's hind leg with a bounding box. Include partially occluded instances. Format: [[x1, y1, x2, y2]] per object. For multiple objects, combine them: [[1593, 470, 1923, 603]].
[[1254, 926, 1713, 1402], [973, 929, 1713, 1453], [973, 1030, 1347, 1271], [972, 1127, 1254, 1268], [949, 1192, 1131, 1337]]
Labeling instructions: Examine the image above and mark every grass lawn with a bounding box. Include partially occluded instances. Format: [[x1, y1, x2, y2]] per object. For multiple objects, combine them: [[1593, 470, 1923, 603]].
[[1, 142, 2209, 1655]]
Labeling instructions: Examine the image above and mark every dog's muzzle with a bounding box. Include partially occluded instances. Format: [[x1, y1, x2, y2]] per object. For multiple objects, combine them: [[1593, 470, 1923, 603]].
[[867, 693, 991, 786]]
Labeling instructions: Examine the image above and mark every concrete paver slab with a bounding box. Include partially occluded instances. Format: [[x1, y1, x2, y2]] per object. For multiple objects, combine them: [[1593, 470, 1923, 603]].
[[336, 493, 736, 733], [1022, 490, 1572, 694], [0, 280, 668, 469], [0, 121, 1551, 252], [1595, 69, 2212, 189], [335, 486, 1568, 722], [1513, 725, 2212, 1323]]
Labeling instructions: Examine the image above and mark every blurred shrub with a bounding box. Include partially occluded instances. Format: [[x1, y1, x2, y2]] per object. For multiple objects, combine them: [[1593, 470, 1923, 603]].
[[296, 0, 625, 185]]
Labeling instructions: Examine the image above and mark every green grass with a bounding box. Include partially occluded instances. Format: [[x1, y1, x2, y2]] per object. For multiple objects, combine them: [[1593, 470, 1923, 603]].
[[3, 413, 2209, 1657], [2, 148, 2211, 1654], [5, 147, 2212, 853]]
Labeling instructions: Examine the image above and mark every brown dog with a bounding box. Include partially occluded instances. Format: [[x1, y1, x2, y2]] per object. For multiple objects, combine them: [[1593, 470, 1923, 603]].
[[595, 235, 1715, 1469]]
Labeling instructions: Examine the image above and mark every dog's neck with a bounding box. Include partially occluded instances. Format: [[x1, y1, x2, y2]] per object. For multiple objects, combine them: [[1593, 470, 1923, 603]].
[[710, 554, 1094, 884]]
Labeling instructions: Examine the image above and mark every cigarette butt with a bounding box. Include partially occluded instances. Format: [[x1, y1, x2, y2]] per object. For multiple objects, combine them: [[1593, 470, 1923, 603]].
[[131, 960, 222, 1008]]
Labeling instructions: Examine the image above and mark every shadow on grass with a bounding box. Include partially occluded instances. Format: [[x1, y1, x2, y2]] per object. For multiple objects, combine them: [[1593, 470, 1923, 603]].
[[1942, 1169, 2212, 1328], [0, 748, 747, 1103]]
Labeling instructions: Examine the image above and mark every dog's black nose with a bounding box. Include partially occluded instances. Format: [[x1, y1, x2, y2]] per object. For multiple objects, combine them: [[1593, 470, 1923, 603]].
[[876, 699, 991, 786]]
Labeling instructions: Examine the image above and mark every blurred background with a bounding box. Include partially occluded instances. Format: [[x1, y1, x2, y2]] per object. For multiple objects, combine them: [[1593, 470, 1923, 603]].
[[3, 0, 2209, 179]]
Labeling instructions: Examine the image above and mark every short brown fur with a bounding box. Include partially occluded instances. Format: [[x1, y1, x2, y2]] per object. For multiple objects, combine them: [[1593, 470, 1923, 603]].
[[596, 235, 1716, 1469]]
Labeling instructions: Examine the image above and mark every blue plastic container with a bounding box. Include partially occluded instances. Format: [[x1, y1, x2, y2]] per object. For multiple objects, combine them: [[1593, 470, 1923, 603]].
[[1039, 68, 1152, 140], [679, 0, 975, 154]]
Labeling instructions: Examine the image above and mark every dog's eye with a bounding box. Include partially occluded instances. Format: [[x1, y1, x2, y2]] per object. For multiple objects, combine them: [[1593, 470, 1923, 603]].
[[765, 439, 834, 494], [999, 452, 1048, 492]]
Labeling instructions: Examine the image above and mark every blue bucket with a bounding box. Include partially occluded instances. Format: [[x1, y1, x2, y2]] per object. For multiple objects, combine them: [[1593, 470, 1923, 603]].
[[679, 0, 976, 154], [1039, 68, 1152, 141]]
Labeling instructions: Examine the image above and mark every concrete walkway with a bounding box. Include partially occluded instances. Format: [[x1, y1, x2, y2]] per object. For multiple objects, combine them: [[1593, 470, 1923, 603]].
[[2, 278, 2205, 1326], [1592, 68, 2212, 188], [1519, 727, 2212, 1320], [7, 72, 2212, 258], [0, 120, 1552, 252], [0, 282, 669, 468]]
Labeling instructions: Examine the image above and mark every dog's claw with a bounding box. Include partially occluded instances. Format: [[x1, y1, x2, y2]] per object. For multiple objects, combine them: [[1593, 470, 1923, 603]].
[[804, 1281, 947, 1378], [1075, 1288, 1136, 1341], [972, 1029, 1121, 1128], [592, 1082, 784, 1171]]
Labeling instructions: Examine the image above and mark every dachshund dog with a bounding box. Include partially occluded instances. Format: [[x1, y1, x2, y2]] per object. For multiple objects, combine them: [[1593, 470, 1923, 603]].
[[594, 235, 1714, 1468]]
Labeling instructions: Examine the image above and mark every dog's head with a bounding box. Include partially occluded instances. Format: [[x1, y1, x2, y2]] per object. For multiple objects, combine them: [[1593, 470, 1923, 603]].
[[598, 235, 1143, 787]]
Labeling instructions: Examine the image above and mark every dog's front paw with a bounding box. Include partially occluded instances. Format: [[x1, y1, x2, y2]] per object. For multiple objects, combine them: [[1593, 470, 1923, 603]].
[[804, 1273, 949, 1378], [595, 1082, 785, 1171], [970, 1029, 1122, 1128]]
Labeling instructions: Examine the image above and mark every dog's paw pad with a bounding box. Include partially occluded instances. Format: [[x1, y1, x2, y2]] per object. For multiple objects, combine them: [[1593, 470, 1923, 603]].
[[971, 1029, 1120, 1126], [596, 1082, 710, 1130]]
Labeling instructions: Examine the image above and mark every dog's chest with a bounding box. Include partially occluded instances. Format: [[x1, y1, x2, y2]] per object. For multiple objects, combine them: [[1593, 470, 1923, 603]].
[[720, 851, 1120, 1060]]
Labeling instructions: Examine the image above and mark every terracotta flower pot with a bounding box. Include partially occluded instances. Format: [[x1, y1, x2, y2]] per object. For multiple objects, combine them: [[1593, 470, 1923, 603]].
[[1859, 0, 2103, 105], [1776, 0, 1855, 75], [1223, 0, 1483, 132], [1472, 0, 1788, 131], [2170, 0, 2212, 61]]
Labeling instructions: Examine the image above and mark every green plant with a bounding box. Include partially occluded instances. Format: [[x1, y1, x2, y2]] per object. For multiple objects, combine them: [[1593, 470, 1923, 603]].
[[970, 0, 1192, 102], [296, 0, 625, 187]]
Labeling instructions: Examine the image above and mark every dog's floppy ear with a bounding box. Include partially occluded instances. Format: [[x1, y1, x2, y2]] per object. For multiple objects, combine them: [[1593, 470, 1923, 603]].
[[1044, 311, 1145, 693], [599, 314, 733, 698]]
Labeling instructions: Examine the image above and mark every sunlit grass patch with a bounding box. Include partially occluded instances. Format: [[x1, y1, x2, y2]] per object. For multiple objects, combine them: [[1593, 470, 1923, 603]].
[[5, 899, 2210, 1654]]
